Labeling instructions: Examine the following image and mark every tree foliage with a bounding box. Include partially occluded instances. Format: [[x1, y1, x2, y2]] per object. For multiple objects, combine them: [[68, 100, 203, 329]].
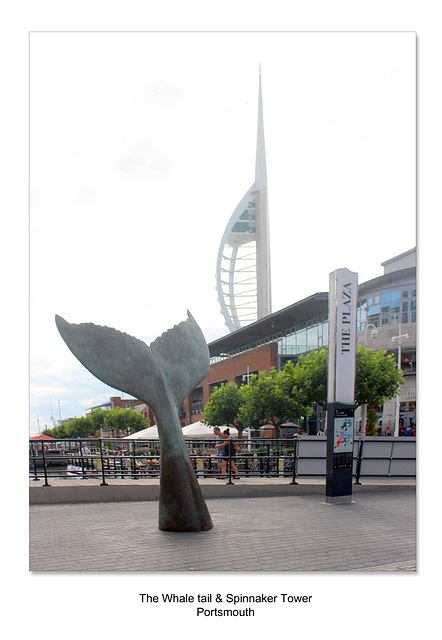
[[174, 346, 403, 442], [202, 381, 247, 437], [240, 362, 312, 438], [365, 407, 379, 436], [41, 407, 150, 439], [354, 347, 403, 408], [292, 348, 328, 409], [293, 346, 403, 410]]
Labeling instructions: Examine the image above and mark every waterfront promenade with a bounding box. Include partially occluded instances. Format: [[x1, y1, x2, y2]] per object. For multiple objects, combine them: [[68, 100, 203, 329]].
[[29, 477, 415, 572]]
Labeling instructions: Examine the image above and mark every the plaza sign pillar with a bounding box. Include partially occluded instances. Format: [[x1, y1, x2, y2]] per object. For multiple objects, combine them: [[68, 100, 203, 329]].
[[326, 268, 358, 504]]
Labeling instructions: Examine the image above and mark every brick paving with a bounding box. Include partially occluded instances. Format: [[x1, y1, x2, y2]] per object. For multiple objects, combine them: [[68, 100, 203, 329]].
[[29, 490, 415, 572]]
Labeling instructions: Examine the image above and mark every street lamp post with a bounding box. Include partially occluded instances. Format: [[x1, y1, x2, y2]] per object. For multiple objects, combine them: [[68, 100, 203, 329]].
[[391, 323, 409, 437], [242, 366, 252, 451], [360, 324, 378, 435], [364, 323, 378, 346]]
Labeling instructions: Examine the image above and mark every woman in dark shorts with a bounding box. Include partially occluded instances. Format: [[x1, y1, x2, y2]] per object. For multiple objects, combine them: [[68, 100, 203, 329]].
[[214, 428, 240, 479]]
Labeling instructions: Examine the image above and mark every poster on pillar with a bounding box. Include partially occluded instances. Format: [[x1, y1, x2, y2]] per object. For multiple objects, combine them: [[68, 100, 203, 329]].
[[327, 269, 358, 405], [333, 414, 355, 453]]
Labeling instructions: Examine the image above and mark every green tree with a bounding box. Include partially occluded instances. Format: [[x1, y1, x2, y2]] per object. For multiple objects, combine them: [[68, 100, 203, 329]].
[[102, 407, 150, 436], [42, 427, 58, 437], [88, 408, 108, 436], [202, 381, 247, 437], [365, 407, 379, 436], [64, 416, 94, 438], [355, 346, 403, 409], [41, 408, 149, 439], [240, 362, 312, 438], [294, 346, 403, 410], [293, 346, 403, 433], [292, 348, 329, 409]]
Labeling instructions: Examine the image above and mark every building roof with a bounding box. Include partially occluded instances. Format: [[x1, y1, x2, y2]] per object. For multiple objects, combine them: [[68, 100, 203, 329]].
[[209, 293, 328, 357], [358, 267, 416, 296], [381, 247, 416, 268], [208, 264, 416, 358]]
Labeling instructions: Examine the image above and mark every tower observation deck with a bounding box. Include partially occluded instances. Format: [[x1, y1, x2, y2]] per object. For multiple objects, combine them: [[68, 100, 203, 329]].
[[216, 68, 272, 332]]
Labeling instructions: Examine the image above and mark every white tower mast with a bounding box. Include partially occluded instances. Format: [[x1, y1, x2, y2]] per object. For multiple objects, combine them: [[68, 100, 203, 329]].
[[216, 67, 272, 331]]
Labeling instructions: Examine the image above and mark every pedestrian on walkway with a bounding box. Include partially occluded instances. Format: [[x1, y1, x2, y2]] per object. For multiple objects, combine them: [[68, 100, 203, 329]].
[[213, 426, 227, 478], [215, 428, 240, 479]]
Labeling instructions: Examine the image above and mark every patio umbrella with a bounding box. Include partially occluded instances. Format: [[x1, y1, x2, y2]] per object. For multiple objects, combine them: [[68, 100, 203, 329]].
[[29, 434, 57, 440], [123, 425, 160, 440], [182, 422, 238, 438]]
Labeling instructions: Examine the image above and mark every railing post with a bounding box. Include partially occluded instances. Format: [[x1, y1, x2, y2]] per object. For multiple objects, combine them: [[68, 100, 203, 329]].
[[99, 438, 108, 486], [79, 439, 87, 479], [119, 451, 125, 479], [387, 439, 395, 477], [131, 441, 137, 478], [31, 443, 39, 481], [41, 443, 50, 486], [226, 439, 234, 484], [354, 437, 364, 485], [290, 436, 299, 485]]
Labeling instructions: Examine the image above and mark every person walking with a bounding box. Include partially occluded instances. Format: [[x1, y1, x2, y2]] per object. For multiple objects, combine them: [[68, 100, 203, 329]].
[[215, 428, 240, 479], [213, 426, 227, 478]]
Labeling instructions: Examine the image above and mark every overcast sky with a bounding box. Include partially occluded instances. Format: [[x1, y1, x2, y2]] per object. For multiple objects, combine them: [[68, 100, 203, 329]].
[[30, 32, 415, 433]]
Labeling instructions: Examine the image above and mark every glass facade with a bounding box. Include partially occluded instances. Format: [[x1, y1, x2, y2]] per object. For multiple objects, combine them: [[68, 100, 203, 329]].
[[211, 277, 416, 364], [357, 286, 416, 330], [277, 316, 328, 356]]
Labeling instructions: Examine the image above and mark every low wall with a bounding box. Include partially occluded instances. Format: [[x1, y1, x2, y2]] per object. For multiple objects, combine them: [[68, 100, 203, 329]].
[[294, 436, 416, 478]]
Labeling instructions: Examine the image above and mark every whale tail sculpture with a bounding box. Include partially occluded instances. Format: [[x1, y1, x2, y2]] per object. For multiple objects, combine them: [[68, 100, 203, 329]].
[[55, 312, 213, 532]]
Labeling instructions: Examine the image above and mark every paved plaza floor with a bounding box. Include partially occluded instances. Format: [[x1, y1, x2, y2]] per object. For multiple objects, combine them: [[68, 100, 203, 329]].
[[29, 489, 416, 572]]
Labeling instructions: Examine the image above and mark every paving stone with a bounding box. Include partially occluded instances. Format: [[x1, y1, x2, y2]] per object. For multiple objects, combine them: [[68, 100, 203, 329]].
[[29, 491, 415, 572]]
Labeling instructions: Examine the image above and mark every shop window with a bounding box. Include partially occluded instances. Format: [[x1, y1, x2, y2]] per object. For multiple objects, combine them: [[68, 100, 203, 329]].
[[209, 380, 228, 395], [381, 292, 390, 307]]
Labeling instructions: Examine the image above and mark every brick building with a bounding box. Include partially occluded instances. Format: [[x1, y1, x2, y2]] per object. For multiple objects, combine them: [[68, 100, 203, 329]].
[[86, 396, 155, 425]]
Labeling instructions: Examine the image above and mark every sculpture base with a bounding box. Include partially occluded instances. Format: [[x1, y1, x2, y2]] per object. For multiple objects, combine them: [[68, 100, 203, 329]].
[[159, 522, 213, 533], [325, 495, 353, 505], [158, 451, 214, 532]]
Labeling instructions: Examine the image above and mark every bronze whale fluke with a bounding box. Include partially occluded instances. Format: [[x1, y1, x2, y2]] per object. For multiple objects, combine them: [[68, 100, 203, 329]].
[[55, 312, 213, 532]]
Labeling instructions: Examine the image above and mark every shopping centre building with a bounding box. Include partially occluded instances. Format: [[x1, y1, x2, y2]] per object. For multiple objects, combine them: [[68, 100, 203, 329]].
[[183, 247, 416, 435]]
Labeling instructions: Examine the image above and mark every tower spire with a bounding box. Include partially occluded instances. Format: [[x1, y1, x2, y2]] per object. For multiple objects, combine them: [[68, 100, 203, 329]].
[[255, 65, 267, 190], [216, 66, 272, 331], [253, 66, 271, 320]]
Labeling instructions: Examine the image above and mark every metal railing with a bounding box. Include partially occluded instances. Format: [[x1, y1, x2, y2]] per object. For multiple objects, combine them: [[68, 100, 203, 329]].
[[29, 435, 416, 487]]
